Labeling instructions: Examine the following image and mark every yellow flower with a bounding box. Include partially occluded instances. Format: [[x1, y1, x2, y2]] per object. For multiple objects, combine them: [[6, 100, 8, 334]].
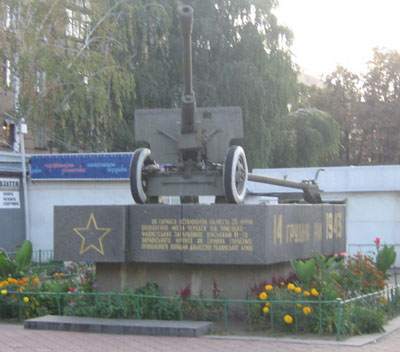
[[304, 291, 311, 296], [294, 287, 302, 294], [287, 283, 295, 290], [23, 277, 29, 283], [297, 303, 302, 308], [23, 297, 29, 303], [265, 285, 274, 291], [59, 272, 64, 277], [303, 306, 312, 315], [33, 278, 40, 283], [259, 292, 268, 300], [7, 278, 13, 283], [1, 289, 7, 295], [263, 306, 270, 314], [311, 288, 319, 296], [280, 281, 285, 286], [265, 302, 271, 307], [284, 314, 293, 324]]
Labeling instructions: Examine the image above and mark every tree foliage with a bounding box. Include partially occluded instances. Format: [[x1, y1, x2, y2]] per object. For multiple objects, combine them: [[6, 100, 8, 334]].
[[305, 48, 400, 166], [272, 108, 340, 167], [130, 0, 299, 168], [2, 0, 301, 167], [1, 0, 137, 152]]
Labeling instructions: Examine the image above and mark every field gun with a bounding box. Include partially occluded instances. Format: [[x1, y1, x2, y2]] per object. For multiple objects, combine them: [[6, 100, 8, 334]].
[[129, 5, 322, 205], [130, 5, 248, 204]]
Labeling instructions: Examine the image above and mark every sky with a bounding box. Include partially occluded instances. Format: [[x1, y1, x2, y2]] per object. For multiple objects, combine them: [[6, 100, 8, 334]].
[[274, 0, 400, 78]]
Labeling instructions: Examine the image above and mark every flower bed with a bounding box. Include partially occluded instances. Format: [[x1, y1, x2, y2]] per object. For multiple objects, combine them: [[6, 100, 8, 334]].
[[0, 239, 398, 340]]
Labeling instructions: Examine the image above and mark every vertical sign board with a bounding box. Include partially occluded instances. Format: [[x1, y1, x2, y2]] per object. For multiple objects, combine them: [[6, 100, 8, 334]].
[[0, 177, 25, 250], [0, 178, 20, 209]]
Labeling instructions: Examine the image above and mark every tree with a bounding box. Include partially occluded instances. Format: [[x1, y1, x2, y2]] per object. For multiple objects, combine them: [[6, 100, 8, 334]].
[[1, 0, 137, 152], [271, 108, 340, 167], [130, 0, 299, 168], [363, 48, 400, 164], [1, 0, 299, 165], [302, 66, 365, 165]]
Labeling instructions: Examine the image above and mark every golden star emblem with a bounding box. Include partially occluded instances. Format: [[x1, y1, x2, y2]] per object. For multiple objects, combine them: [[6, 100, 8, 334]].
[[73, 213, 111, 255]]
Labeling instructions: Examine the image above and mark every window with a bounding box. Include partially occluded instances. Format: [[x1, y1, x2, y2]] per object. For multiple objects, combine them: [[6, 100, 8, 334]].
[[34, 71, 46, 93], [5, 59, 11, 87], [1, 119, 15, 149], [34, 126, 47, 150], [3, 5, 11, 29], [66, 8, 90, 40]]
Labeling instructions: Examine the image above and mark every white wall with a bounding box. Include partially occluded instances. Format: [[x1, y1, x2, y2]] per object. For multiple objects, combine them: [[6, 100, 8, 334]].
[[28, 180, 132, 251], [28, 176, 400, 267], [320, 191, 400, 267]]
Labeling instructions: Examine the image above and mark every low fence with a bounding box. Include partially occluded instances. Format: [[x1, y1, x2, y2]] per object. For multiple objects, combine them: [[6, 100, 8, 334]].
[[1, 285, 399, 340], [6, 250, 55, 264]]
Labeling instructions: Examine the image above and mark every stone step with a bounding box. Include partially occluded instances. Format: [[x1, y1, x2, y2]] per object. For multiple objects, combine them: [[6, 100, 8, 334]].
[[24, 315, 214, 337]]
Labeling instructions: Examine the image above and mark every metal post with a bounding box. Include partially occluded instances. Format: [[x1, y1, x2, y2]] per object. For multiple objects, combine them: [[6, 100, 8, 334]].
[[336, 299, 342, 341], [19, 121, 30, 242]]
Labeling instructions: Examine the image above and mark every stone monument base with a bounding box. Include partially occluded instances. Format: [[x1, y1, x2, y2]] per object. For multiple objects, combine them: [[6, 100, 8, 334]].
[[54, 203, 346, 300], [96, 262, 291, 299]]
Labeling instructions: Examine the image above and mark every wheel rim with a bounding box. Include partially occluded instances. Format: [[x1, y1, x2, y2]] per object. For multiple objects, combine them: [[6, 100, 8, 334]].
[[224, 146, 248, 204], [130, 148, 151, 204]]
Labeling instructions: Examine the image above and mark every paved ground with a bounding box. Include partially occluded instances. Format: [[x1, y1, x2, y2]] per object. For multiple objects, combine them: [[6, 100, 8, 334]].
[[1, 317, 400, 352]]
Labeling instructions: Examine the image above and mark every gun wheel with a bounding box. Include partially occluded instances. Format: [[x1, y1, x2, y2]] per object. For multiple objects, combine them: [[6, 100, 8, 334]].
[[224, 146, 248, 204], [130, 148, 151, 204]]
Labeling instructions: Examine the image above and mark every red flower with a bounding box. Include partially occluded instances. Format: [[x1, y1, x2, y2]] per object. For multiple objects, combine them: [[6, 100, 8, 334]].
[[69, 287, 75, 293], [180, 284, 191, 299], [374, 237, 381, 245]]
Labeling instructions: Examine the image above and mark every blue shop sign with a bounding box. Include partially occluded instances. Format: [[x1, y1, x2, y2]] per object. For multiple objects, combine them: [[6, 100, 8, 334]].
[[30, 153, 132, 180]]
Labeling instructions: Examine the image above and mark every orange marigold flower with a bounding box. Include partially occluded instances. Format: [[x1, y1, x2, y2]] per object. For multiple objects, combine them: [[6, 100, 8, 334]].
[[311, 288, 319, 296], [259, 292, 268, 300], [304, 291, 311, 296], [33, 277, 40, 283], [294, 287, 302, 294], [284, 315, 293, 324], [303, 306, 312, 315], [287, 283, 295, 290]]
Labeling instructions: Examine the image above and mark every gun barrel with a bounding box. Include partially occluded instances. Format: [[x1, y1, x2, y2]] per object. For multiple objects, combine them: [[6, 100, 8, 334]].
[[248, 173, 322, 204], [178, 5, 196, 134]]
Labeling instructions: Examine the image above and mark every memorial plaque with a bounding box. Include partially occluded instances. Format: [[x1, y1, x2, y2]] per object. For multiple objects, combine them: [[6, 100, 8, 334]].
[[265, 204, 345, 264], [54, 206, 127, 262], [129, 205, 267, 265], [54, 204, 346, 265], [129, 205, 182, 263]]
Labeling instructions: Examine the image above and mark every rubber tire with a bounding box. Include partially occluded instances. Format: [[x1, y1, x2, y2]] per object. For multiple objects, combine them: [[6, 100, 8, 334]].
[[130, 148, 151, 204], [223, 146, 248, 204]]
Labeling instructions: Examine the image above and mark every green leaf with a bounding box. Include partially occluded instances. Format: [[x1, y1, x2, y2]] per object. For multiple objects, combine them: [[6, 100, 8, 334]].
[[376, 245, 397, 276], [290, 258, 317, 287], [0, 251, 16, 278], [14, 240, 33, 272]]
